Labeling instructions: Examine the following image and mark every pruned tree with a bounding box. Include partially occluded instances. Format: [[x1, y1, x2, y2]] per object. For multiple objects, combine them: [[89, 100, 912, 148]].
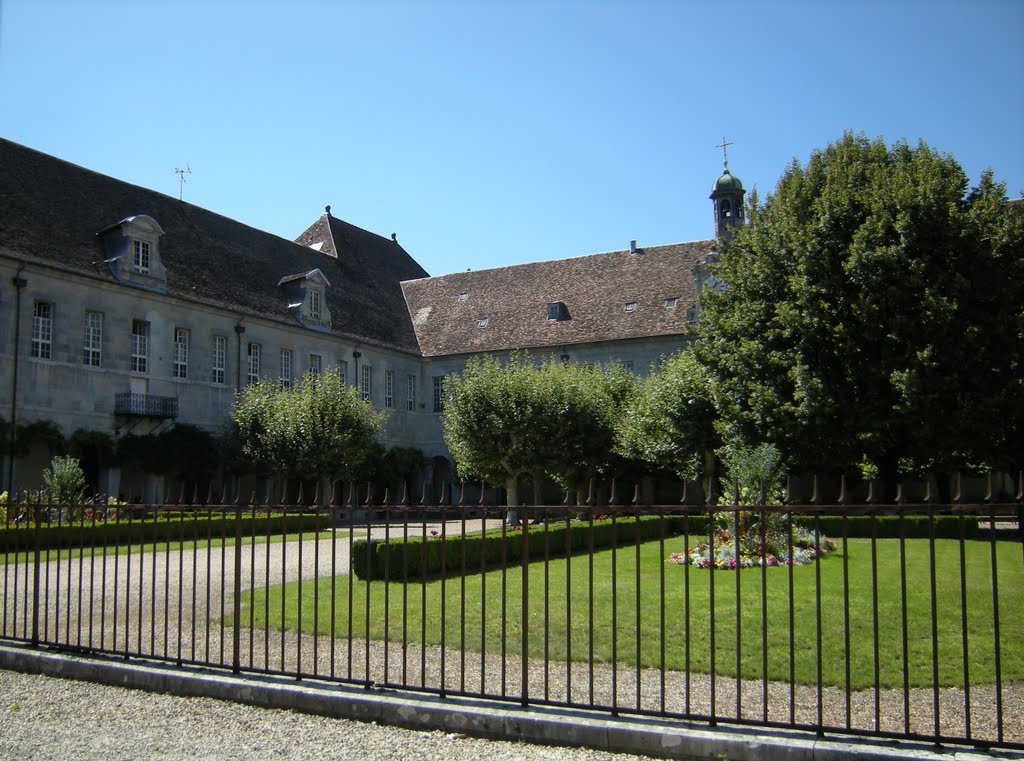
[[615, 349, 718, 490], [231, 368, 385, 495], [441, 355, 623, 512]]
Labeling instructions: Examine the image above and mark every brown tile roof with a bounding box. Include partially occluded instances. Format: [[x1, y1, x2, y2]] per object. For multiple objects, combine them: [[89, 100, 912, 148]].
[[0, 139, 425, 353], [401, 241, 713, 357]]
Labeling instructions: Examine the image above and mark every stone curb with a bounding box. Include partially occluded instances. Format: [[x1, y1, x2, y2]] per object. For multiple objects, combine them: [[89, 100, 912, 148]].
[[0, 644, 1016, 761]]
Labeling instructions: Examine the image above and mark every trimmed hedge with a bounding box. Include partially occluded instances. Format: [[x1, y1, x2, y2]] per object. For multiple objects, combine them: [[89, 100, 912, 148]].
[[0, 512, 327, 553], [352, 515, 705, 581], [808, 514, 981, 540], [352, 512, 986, 581]]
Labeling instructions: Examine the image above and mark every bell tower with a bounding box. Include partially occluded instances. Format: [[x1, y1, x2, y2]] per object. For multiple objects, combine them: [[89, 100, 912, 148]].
[[710, 137, 745, 239]]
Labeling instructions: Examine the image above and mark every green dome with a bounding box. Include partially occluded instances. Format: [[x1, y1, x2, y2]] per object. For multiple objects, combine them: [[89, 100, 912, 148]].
[[712, 169, 744, 193]]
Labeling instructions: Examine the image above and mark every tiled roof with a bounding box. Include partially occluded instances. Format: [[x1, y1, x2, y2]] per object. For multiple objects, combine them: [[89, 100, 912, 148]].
[[0, 139, 426, 353], [401, 241, 713, 357]]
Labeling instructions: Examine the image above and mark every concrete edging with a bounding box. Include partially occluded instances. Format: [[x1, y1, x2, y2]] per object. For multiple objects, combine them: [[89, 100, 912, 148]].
[[0, 644, 1009, 761]]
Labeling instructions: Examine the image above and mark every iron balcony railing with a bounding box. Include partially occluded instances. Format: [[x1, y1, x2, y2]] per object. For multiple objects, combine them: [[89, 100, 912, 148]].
[[114, 393, 178, 418], [1, 475, 1022, 752]]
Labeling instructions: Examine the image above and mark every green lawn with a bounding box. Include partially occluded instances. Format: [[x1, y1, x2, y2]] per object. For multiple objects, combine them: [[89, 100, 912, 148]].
[[238, 536, 1024, 689]]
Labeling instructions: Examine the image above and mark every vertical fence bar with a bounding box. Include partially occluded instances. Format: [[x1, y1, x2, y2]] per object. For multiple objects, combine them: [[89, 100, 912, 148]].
[[814, 512, 823, 735], [232, 502, 243, 673], [564, 501, 573, 705], [899, 508, 910, 736], [441, 500, 449, 699], [542, 507, 550, 702], [760, 506, 768, 724], [870, 509, 880, 732], [659, 506, 667, 715], [610, 504, 618, 716], [31, 502, 41, 647], [841, 511, 851, 729], [734, 502, 742, 720], [683, 511, 691, 717], [989, 506, 1003, 744], [709, 504, 716, 724], [382, 499, 391, 686], [520, 501, 529, 708], [787, 508, 795, 725], [634, 502, 642, 712], [958, 510, 971, 740], [928, 506, 940, 741]]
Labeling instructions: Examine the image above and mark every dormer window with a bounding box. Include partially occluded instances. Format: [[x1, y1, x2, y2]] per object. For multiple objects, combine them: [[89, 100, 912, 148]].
[[547, 301, 569, 321], [278, 268, 332, 332], [97, 215, 166, 292], [133, 240, 151, 274], [664, 297, 678, 309], [625, 302, 638, 313]]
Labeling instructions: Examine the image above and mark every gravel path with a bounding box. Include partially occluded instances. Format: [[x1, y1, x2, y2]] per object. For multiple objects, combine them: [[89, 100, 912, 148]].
[[0, 668, 657, 761], [2, 520, 1021, 748]]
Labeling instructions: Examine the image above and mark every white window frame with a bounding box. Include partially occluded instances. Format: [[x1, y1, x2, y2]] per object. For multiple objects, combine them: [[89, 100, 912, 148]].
[[280, 348, 292, 388], [31, 301, 52, 360], [360, 365, 372, 401], [309, 289, 321, 320], [131, 319, 149, 373], [83, 311, 102, 367], [133, 239, 151, 274], [212, 335, 226, 384], [173, 327, 190, 379], [336, 359, 348, 386], [247, 342, 261, 385], [432, 375, 444, 413], [384, 369, 394, 408], [309, 353, 322, 377], [406, 373, 416, 411]]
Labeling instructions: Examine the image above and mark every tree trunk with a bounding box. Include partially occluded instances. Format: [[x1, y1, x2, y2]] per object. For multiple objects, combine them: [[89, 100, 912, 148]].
[[505, 475, 520, 525]]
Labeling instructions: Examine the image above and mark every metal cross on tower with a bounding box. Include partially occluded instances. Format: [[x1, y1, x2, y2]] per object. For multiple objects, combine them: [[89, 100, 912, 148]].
[[715, 137, 734, 172]]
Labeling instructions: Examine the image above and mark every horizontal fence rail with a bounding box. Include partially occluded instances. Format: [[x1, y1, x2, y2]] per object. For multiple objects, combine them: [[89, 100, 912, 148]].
[[1, 481, 1022, 751]]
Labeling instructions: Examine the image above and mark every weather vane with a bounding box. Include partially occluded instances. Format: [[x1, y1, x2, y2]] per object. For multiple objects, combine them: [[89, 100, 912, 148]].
[[175, 164, 192, 201], [715, 137, 734, 172]]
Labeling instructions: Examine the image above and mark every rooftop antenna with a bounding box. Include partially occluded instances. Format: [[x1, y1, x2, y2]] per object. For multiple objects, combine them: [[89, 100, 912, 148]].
[[715, 136, 734, 172], [175, 164, 192, 201]]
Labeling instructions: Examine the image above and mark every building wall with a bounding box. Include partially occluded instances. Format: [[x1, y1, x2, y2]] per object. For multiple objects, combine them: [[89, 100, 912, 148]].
[[0, 257, 435, 492]]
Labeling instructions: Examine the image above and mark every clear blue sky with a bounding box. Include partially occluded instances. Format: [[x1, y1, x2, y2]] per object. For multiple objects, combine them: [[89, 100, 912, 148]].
[[2, 0, 1021, 277]]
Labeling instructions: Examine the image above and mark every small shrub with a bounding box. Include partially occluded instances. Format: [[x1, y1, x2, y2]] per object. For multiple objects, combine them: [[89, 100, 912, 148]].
[[42, 455, 86, 504]]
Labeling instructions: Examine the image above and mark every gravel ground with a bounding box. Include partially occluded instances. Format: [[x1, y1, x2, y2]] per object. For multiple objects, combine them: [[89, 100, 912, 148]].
[[2, 520, 1021, 749], [0, 668, 659, 761]]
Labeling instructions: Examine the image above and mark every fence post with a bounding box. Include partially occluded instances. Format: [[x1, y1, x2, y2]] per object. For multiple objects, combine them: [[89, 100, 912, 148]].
[[521, 501, 529, 707], [232, 498, 243, 673], [31, 493, 41, 647]]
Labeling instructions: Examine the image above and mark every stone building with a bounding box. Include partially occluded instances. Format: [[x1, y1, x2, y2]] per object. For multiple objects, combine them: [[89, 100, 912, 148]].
[[0, 138, 743, 500]]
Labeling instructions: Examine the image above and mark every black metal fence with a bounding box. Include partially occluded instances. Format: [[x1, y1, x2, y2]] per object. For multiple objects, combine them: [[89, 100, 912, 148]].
[[1, 480, 1022, 751]]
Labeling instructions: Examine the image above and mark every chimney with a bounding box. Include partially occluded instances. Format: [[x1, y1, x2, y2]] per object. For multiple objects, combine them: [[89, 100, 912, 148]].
[[325, 205, 331, 216], [630, 240, 637, 255]]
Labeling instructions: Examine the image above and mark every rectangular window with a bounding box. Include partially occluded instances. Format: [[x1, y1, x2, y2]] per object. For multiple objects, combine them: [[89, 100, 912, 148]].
[[360, 365, 372, 401], [309, 290, 321, 319], [247, 342, 261, 385], [406, 374, 416, 411], [173, 328, 190, 379], [309, 353, 322, 377], [336, 359, 348, 386], [83, 311, 102, 367], [384, 369, 394, 408], [31, 301, 52, 359], [212, 335, 226, 384], [131, 319, 149, 373], [432, 375, 444, 413], [279, 349, 292, 388], [622, 360, 635, 373], [133, 240, 151, 274]]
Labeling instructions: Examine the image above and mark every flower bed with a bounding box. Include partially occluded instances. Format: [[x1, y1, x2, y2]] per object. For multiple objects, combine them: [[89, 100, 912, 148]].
[[668, 514, 837, 569]]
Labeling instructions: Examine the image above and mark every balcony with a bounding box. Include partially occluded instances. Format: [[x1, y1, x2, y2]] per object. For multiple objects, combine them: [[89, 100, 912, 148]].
[[114, 393, 178, 419]]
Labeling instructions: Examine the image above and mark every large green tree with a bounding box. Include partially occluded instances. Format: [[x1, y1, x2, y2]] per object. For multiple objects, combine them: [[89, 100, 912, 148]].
[[441, 355, 625, 510], [231, 369, 384, 488], [695, 132, 1024, 493]]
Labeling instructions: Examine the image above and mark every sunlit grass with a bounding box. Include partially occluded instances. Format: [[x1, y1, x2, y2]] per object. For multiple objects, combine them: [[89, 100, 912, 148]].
[[239, 536, 1023, 689]]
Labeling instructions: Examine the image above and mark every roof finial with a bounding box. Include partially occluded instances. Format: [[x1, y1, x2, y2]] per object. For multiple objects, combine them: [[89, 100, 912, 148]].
[[325, 204, 331, 216], [715, 136, 734, 173]]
